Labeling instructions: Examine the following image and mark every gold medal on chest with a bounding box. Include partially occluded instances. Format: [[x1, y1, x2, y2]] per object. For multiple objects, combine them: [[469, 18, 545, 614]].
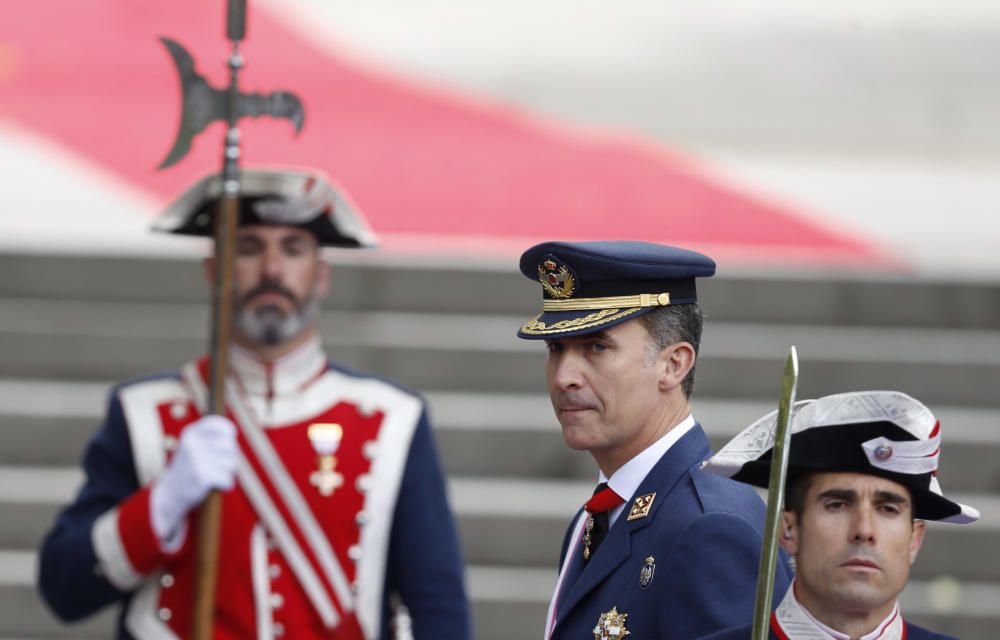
[[582, 514, 595, 560], [593, 606, 630, 639], [308, 423, 344, 497]]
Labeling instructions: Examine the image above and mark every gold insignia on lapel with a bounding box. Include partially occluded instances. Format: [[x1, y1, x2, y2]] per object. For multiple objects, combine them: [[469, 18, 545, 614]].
[[626, 492, 656, 521], [593, 606, 630, 639], [538, 259, 576, 299], [308, 423, 344, 497], [639, 556, 656, 589]]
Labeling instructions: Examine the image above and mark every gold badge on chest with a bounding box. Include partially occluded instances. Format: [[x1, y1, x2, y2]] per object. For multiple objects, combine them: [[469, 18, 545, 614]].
[[308, 423, 344, 497], [639, 556, 656, 589], [626, 492, 656, 521], [593, 606, 630, 639]]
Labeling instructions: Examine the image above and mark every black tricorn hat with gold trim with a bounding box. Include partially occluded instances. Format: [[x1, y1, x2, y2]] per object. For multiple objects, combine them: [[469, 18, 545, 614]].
[[516, 240, 716, 339], [152, 168, 378, 249]]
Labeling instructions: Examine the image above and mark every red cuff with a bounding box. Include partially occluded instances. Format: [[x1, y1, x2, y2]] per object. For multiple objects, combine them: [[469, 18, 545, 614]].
[[116, 485, 184, 574]]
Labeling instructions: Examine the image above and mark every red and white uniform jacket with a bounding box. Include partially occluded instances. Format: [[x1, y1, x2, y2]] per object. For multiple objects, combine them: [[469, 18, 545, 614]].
[[39, 337, 471, 639]]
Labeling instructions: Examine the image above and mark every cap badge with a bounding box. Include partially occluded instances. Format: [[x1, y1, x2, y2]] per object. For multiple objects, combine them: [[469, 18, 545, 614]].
[[538, 257, 576, 299], [874, 444, 893, 461], [626, 492, 656, 521], [593, 606, 630, 639], [639, 556, 656, 589], [308, 423, 344, 497]]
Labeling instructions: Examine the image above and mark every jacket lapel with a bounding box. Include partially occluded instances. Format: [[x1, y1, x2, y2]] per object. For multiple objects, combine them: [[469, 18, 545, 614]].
[[556, 511, 631, 621], [546, 510, 587, 634], [625, 424, 711, 534], [553, 424, 712, 629]]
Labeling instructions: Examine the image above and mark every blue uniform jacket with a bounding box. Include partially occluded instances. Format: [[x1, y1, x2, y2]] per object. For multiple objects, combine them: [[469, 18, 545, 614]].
[[37, 362, 471, 639], [549, 424, 792, 639]]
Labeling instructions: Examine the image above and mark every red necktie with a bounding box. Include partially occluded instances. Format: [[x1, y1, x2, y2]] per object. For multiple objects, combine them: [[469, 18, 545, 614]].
[[582, 483, 624, 561]]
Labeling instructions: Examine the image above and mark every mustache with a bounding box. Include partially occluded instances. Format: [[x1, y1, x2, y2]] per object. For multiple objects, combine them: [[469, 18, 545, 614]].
[[240, 281, 298, 307]]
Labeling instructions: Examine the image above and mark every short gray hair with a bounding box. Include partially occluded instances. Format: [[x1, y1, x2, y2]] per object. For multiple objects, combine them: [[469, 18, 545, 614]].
[[638, 304, 704, 398]]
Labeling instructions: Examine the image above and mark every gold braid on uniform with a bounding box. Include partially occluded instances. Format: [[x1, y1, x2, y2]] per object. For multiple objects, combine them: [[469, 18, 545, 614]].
[[519, 308, 645, 335]]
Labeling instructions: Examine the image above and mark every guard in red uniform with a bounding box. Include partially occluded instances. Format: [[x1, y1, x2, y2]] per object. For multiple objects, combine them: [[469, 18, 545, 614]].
[[38, 169, 471, 639]]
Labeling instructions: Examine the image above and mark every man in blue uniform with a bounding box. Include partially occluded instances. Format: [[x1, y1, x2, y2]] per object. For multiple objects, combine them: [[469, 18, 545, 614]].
[[37, 169, 471, 639], [699, 390, 979, 640], [516, 240, 791, 640]]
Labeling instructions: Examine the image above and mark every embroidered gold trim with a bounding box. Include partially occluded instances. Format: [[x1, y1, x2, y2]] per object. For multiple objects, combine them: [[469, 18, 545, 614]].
[[542, 292, 670, 311], [519, 307, 643, 335]]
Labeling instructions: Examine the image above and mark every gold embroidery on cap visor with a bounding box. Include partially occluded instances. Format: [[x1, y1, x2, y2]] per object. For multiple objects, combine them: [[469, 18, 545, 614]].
[[519, 308, 644, 335]]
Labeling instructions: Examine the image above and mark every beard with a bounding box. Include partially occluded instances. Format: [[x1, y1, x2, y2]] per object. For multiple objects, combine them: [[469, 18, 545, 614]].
[[235, 281, 321, 346]]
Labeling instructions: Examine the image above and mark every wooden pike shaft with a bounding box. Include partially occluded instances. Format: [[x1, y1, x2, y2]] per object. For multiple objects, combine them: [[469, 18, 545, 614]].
[[191, 190, 239, 640], [751, 346, 799, 640], [191, 3, 246, 635]]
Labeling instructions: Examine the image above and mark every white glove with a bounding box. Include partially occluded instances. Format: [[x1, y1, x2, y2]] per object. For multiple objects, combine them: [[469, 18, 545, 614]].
[[150, 415, 238, 550]]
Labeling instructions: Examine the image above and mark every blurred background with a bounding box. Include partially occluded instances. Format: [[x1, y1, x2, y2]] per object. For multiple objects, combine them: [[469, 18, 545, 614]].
[[1, 1, 998, 638]]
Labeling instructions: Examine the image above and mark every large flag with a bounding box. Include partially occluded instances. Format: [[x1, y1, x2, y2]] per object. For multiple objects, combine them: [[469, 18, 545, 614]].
[[0, 1, 889, 267]]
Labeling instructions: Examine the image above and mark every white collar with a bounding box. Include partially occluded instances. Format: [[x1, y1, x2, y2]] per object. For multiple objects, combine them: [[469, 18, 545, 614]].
[[601, 414, 697, 504], [229, 335, 327, 397], [774, 580, 905, 640]]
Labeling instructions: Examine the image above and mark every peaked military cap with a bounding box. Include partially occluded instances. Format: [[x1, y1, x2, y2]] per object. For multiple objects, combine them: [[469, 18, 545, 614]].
[[702, 390, 979, 524], [153, 168, 378, 248], [516, 240, 716, 339]]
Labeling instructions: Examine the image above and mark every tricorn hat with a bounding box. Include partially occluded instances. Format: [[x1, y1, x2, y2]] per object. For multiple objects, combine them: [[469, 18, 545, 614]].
[[153, 168, 378, 248], [516, 240, 716, 339], [702, 390, 978, 524]]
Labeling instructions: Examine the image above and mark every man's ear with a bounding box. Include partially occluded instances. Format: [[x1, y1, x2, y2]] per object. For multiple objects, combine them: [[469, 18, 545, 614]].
[[779, 511, 798, 555], [909, 520, 926, 565], [658, 342, 695, 391]]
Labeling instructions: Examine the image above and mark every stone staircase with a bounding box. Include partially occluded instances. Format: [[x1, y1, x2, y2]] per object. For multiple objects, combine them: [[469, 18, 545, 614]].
[[0, 252, 998, 639]]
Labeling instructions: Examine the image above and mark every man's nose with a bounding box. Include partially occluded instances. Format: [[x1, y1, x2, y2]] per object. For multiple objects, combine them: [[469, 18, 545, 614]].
[[550, 351, 584, 390], [851, 507, 876, 544], [261, 245, 284, 279]]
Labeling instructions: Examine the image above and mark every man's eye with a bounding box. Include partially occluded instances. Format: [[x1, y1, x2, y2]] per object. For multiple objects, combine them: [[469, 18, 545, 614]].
[[236, 242, 261, 255], [545, 342, 562, 353], [590, 342, 608, 352], [879, 504, 902, 515], [824, 500, 847, 511]]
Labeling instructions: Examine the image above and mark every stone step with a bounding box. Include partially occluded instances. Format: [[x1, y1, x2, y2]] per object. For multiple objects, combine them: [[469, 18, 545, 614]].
[[6, 466, 1000, 580], [453, 480, 1000, 582], [5, 298, 1000, 364], [2, 301, 1000, 404], [4, 382, 1000, 491], [0, 253, 534, 316], [431, 393, 1000, 491], [2, 253, 999, 330], [1, 550, 997, 640]]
